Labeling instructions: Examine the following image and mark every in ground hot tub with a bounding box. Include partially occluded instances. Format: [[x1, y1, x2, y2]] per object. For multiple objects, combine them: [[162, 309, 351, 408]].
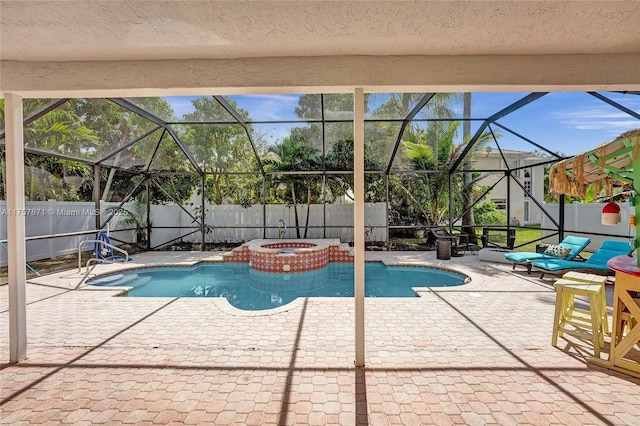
[[223, 239, 353, 272], [250, 241, 329, 272]]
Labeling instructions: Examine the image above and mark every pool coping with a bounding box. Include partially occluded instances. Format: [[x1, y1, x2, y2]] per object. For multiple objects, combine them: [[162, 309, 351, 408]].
[[19, 250, 497, 320]]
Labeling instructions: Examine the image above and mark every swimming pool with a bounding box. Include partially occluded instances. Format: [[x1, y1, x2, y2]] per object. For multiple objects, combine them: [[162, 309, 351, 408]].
[[89, 262, 468, 311]]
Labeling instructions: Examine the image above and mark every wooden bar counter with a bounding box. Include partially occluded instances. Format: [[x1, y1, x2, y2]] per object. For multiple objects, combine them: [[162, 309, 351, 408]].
[[591, 254, 640, 378]]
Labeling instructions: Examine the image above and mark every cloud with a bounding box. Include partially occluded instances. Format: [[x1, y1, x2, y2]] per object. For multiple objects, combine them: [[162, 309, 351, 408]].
[[607, 93, 640, 108], [232, 94, 301, 121], [162, 94, 303, 122], [242, 94, 299, 105], [550, 105, 640, 133], [167, 98, 196, 118], [571, 120, 640, 131]]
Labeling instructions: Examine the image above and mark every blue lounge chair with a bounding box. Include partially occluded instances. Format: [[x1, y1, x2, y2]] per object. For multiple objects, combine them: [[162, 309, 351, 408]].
[[531, 240, 631, 279], [504, 236, 591, 274]]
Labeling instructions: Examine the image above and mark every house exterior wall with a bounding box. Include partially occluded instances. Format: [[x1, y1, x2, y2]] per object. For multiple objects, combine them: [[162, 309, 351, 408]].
[[474, 150, 548, 225]]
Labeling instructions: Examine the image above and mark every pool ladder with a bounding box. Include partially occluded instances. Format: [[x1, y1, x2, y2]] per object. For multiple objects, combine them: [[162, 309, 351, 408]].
[[78, 239, 129, 274], [278, 219, 287, 239]]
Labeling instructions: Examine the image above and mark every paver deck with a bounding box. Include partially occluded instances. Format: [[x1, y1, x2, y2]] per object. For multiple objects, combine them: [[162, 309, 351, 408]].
[[1, 251, 639, 425]]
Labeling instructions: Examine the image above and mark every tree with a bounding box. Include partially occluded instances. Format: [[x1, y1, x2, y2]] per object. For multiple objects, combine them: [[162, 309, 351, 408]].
[[400, 124, 458, 225], [294, 93, 372, 156], [180, 96, 259, 205], [21, 107, 100, 200], [72, 98, 177, 201], [370, 94, 461, 227], [401, 121, 496, 226], [263, 135, 321, 238], [460, 92, 477, 243], [323, 138, 386, 202]]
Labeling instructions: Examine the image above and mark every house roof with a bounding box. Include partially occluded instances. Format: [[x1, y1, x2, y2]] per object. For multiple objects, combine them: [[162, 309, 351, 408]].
[[479, 148, 551, 161]]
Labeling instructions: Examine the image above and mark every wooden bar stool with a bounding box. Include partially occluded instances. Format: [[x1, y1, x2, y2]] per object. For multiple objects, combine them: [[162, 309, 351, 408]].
[[561, 272, 609, 334], [552, 276, 608, 357]]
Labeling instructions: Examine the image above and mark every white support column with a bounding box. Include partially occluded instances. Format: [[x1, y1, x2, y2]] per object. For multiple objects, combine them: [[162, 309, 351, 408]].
[[5, 93, 28, 363], [354, 88, 365, 367]]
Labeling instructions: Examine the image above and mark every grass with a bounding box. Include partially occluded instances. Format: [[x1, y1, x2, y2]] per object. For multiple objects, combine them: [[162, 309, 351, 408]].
[[390, 225, 544, 253], [479, 226, 542, 253], [459, 224, 543, 253], [513, 226, 544, 252]]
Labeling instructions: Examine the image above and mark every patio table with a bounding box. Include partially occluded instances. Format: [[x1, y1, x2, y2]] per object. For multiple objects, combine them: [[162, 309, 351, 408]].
[[591, 254, 640, 378]]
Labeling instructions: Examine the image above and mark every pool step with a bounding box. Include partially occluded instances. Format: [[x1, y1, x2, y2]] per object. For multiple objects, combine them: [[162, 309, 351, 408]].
[[222, 244, 251, 263], [333, 243, 355, 262]]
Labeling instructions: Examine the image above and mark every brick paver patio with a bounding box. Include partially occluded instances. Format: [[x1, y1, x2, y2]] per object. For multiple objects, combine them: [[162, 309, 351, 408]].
[[1, 251, 639, 425]]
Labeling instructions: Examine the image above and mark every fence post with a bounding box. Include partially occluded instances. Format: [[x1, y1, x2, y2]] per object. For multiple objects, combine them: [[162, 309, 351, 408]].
[[573, 201, 579, 237], [558, 194, 565, 241], [48, 199, 55, 260]]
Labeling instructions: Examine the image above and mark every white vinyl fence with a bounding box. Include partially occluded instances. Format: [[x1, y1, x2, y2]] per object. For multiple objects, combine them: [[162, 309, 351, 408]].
[[2, 199, 634, 266], [541, 201, 634, 251], [0, 200, 135, 267], [150, 202, 387, 248]]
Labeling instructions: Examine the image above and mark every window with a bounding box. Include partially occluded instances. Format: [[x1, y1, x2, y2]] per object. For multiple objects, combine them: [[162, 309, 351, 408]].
[[492, 198, 507, 210], [524, 180, 531, 197], [502, 159, 518, 170], [502, 159, 520, 177]]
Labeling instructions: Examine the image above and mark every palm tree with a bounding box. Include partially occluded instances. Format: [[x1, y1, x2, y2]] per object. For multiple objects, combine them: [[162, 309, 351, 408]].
[[401, 121, 496, 226], [401, 123, 458, 225], [23, 108, 100, 200], [1, 99, 98, 200], [263, 135, 321, 238], [461, 93, 477, 243]]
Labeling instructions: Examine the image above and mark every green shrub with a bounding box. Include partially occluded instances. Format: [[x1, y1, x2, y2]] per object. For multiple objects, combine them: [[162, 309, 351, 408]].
[[473, 202, 507, 226]]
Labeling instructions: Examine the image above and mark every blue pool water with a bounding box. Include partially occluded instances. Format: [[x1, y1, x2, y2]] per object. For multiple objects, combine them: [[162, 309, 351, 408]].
[[89, 262, 467, 311]]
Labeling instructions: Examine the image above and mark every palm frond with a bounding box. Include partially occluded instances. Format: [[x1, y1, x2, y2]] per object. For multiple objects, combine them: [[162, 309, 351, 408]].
[[403, 141, 435, 169]]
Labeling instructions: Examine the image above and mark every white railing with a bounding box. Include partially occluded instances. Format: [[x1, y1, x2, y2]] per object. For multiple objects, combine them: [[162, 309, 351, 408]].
[[77, 239, 130, 274]]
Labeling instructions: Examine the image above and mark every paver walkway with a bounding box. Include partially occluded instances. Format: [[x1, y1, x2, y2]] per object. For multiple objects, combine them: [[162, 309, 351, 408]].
[[1, 251, 639, 425]]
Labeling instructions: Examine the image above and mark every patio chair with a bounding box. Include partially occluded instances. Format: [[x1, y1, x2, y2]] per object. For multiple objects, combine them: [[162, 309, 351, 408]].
[[480, 227, 516, 250], [428, 227, 473, 256], [504, 235, 591, 274], [532, 240, 631, 279]]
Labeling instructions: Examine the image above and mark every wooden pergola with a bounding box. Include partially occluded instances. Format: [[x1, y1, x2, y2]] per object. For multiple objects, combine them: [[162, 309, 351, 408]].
[[549, 129, 640, 266]]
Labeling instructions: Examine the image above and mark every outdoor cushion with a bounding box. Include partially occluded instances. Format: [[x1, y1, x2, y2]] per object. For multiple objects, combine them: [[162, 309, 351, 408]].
[[544, 244, 572, 258], [586, 240, 631, 264], [504, 235, 591, 263], [531, 240, 630, 275], [504, 252, 558, 263], [531, 258, 611, 273]]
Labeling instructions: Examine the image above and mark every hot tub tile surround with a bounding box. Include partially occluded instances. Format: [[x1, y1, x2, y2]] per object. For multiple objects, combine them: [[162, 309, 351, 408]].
[[223, 239, 354, 272]]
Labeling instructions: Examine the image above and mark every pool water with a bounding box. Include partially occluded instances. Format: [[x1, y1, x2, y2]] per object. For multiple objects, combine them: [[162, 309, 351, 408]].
[[89, 262, 467, 311]]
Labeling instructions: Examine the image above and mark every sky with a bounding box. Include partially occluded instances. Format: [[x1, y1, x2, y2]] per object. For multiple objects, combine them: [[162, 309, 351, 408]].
[[162, 91, 640, 157]]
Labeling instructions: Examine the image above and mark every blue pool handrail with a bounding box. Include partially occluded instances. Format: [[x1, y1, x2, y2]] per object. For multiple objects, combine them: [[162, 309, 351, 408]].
[[94, 231, 131, 262], [0, 241, 40, 276]]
